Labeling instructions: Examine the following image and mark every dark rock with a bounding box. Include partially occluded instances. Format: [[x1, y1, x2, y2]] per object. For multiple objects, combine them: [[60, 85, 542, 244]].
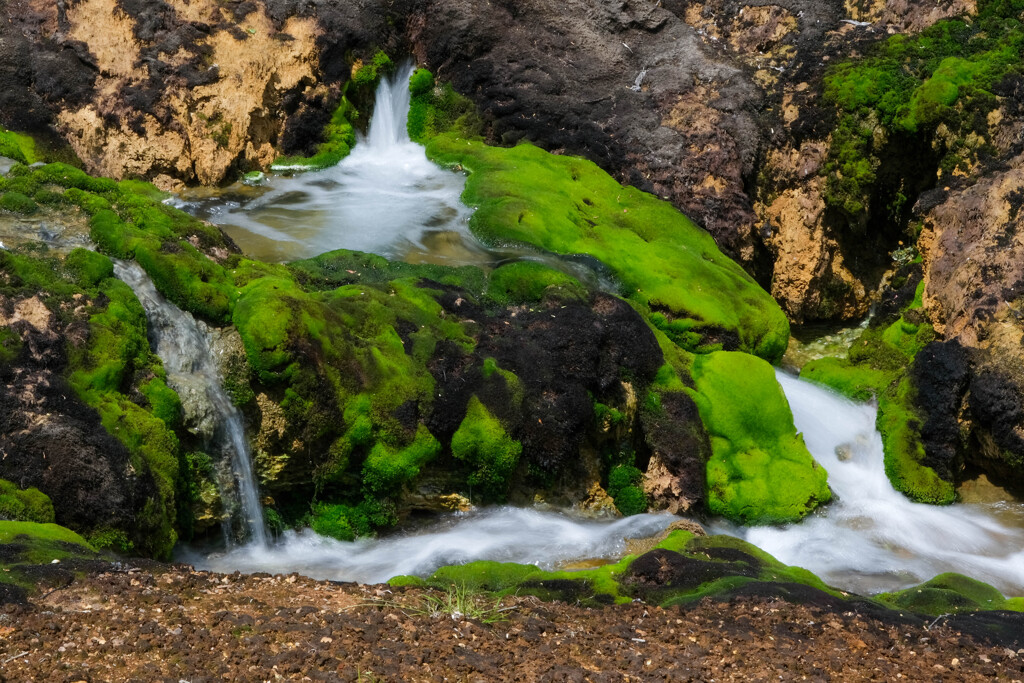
[[910, 340, 969, 481]]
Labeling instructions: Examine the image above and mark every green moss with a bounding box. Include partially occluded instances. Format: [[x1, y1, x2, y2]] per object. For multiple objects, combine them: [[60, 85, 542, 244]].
[[352, 51, 393, 87], [0, 521, 95, 557], [800, 312, 953, 505], [821, 5, 1024, 220], [290, 248, 486, 294], [0, 127, 40, 164], [451, 396, 522, 501], [0, 327, 22, 365], [0, 480, 55, 524], [273, 98, 358, 171], [407, 69, 484, 144], [64, 248, 114, 288], [877, 374, 956, 504], [607, 465, 647, 516], [0, 191, 37, 214], [425, 136, 790, 362], [309, 502, 357, 541], [878, 573, 1024, 615], [86, 528, 134, 553], [485, 261, 586, 305], [689, 351, 830, 524], [140, 377, 182, 426], [362, 425, 441, 495]]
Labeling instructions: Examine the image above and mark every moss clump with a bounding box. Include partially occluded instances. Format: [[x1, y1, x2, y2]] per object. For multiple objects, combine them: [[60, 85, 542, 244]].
[[821, 3, 1024, 222], [407, 70, 485, 144], [800, 301, 953, 504], [485, 261, 586, 306], [425, 136, 790, 362], [290, 248, 487, 294], [362, 426, 442, 495], [606, 465, 647, 516], [351, 51, 393, 87], [0, 521, 95, 560], [877, 572, 1024, 615], [0, 191, 37, 214], [272, 98, 358, 171], [0, 127, 40, 164], [689, 351, 830, 524], [0, 480, 56, 524], [451, 396, 522, 502], [64, 248, 114, 288]]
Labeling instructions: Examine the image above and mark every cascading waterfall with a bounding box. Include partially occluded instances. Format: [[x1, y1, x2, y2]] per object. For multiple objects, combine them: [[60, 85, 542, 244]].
[[713, 371, 1024, 596], [114, 261, 268, 547], [178, 62, 483, 265]]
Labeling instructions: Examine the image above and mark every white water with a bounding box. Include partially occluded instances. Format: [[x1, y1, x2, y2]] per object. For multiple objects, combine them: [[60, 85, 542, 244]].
[[114, 261, 268, 547], [714, 372, 1024, 596], [182, 63, 481, 265], [185, 506, 675, 585]]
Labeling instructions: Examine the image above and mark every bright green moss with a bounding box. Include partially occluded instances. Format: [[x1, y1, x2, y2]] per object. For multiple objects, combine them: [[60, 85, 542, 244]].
[[877, 375, 956, 504], [0, 127, 40, 164], [290, 249, 487, 294], [407, 75, 484, 144], [451, 396, 522, 501], [362, 425, 441, 495], [799, 357, 892, 401], [821, 5, 1024, 219], [689, 351, 831, 524], [425, 136, 790, 362], [140, 377, 182, 426], [273, 98, 358, 171], [64, 248, 114, 288], [0, 191, 37, 214], [485, 261, 586, 305], [877, 572, 1024, 615], [352, 51, 393, 87], [309, 502, 357, 541], [0, 521, 94, 555], [0, 479, 55, 524], [607, 465, 647, 516]]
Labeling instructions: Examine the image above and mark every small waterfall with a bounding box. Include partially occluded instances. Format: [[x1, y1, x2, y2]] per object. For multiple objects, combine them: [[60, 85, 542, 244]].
[[714, 371, 1024, 596], [179, 62, 483, 265], [114, 261, 267, 547]]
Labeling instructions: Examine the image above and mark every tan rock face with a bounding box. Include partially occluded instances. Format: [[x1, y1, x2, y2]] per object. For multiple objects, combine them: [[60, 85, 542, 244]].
[[756, 143, 870, 322], [920, 152, 1024, 481], [844, 0, 976, 33], [57, 0, 321, 184]]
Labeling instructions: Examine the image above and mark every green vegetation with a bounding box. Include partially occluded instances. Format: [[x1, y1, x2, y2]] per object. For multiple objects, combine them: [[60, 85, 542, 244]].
[[0, 126, 40, 164], [878, 572, 1024, 615], [390, 531, 841, 607], [273, 97, 358, 171], [0, 521, 98, 597], [800, 285, 954, 504], [689, 351, 831, 524], [352, 51, 394, 87], [0, 480, 55, 524], [0, 247, 185, 557], [425, 136, 790, 362], [407, 69, 485, 144], [485, 261, 586, 305], [451, 396, 522, 501], [606, 465, 647, 516], [822, 0, 1024, 222]]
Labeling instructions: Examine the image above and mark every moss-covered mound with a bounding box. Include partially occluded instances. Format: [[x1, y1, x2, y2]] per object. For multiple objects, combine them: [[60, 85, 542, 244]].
[[688, 351, 830, 524], [878, 572, 1024, 615], [425, 135, 790, 362], [389, 530, 840, 607], [800, 269, 954, 504], [0, 521, 99, 602], [1, 247, 186, 558]]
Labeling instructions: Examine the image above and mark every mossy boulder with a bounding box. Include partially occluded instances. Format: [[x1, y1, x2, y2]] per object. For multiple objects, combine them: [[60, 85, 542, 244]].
[[0, 521, 99, 602], [688, 351, 831, 524], [425, 135, 790, 363], [451, 396, 522, 502], [878, 573, 1024, 615], [0, 480, 55, 524]]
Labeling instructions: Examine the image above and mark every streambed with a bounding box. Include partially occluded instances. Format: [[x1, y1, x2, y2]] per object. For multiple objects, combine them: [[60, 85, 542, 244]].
[[168, 63, 1024, 599]]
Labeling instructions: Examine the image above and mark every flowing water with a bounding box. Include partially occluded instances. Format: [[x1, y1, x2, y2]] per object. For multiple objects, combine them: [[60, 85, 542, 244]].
[[162, 63, 1024, 595], [177, 63, 488, 266], [185, 506, 675, 585], [114, 261, 268, 546], [712, 372, 1024, 596]]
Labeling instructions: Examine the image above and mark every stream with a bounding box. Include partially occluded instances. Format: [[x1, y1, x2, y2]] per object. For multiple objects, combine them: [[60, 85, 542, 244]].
[[152, 63, 1024, 597]]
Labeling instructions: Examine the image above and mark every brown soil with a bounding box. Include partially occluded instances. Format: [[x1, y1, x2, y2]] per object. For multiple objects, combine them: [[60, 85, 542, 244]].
[[1, 565, 1021, 682]]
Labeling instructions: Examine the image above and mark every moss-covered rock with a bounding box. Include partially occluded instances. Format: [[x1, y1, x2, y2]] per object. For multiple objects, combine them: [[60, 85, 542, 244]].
[[425, 136, 790, 363], [878, 572, 1024, 615], [0, 480, 55, 524], [451, 396, 522, 502], [800, 279, 955, 504], [689, 351, 831, 524]]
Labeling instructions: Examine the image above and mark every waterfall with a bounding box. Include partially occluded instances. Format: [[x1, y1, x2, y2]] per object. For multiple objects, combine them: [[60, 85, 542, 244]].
[[114, 261, 268, 547], [713, 371, 1024, 596], [179, 62, 481, 265]]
